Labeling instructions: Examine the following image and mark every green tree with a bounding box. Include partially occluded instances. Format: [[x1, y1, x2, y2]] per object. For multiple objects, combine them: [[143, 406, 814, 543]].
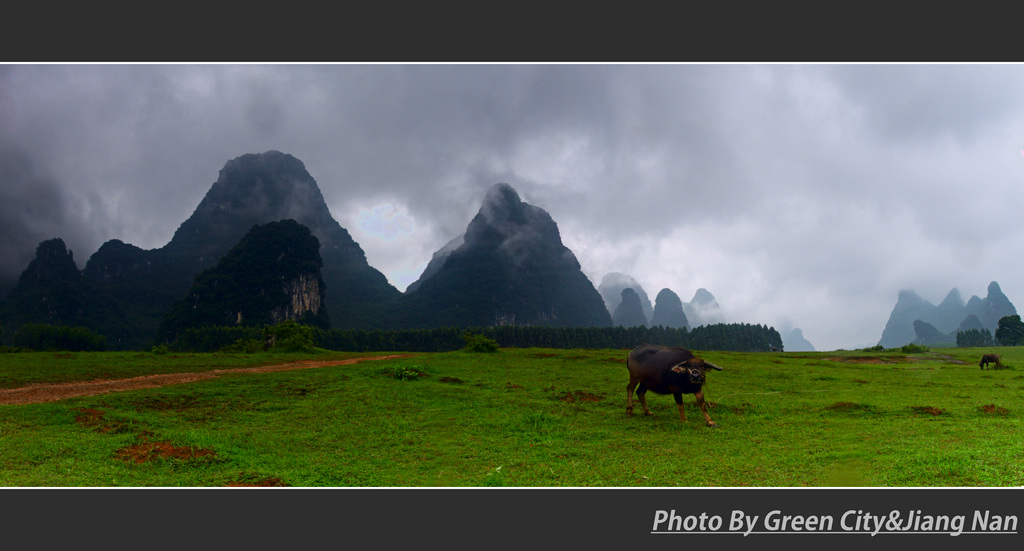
[[995, 315, 1024, 346], [264, 320, 317, 352]]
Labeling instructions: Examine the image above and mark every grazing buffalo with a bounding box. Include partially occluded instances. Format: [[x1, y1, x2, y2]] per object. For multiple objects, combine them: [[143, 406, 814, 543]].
[[980, 353, 1002, 370], [626, 344, 723, 427]]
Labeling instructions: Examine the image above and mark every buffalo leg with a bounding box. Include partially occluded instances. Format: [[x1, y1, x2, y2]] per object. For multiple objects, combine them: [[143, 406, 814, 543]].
[[674, 392, 687, 422], [626, 377, 638, 416], [637, 383, 653, 416], [695, 389, 717, 427]]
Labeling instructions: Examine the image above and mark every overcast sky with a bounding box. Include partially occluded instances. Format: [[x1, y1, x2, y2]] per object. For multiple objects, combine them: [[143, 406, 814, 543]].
[[2, 63, 1024, 350]]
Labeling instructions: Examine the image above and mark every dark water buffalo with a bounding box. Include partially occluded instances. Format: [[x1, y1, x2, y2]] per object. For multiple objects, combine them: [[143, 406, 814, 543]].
[[626, 344, 723, 427], [980, 353, 1001, 370]]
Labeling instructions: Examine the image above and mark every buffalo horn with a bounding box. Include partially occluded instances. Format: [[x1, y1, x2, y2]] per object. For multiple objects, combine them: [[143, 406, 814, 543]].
[[704, 361, 723, 371]]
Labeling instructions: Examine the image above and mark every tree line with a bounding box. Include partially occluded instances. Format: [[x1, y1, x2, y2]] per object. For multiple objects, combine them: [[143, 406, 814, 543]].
[[6, 323, 107, 352], [18, 317, 1024, 353], [159, 322, 783, 354], [956, 315, 1024, 347]]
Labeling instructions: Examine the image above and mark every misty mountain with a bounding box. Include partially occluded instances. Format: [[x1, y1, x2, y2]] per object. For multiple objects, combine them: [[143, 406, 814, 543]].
[[781, 327, 815, 352], [877, 281, 1017, 348], [77, 151, 399, 347], [599, 275, 723, 328], [958, 314, 986, 332], [389, 183, 612, 328], [683, 288, 725, 327], [153, 151, 400, 326], [3, 151, 400, 348], [598, 273, 654, 324], [157, 220, 329, 343], [650, 288, 689, 329], [612, 288, 648, 327]]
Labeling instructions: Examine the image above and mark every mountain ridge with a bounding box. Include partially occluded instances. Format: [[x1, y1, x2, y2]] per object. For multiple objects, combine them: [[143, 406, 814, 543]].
[[388, 183, 612, 329], [878, 281, 1017, 348]]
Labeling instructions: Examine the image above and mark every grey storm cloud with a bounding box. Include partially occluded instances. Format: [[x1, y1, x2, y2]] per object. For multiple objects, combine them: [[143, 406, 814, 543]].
[[3, 63, 1024, 350], [0, 146, 72, 281]]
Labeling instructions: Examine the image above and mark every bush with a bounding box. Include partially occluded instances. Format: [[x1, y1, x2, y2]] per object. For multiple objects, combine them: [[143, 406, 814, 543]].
[[264, 320, 317, 352], [379, 364, 428, 380], [899, 343, 929, 354], [397, 365, 427, 380], [462, 331, 499, 353]]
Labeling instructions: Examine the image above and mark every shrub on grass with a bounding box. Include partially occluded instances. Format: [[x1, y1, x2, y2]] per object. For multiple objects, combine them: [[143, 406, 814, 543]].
[[380, 364, 428, 380], [463, 331, 499, 353]]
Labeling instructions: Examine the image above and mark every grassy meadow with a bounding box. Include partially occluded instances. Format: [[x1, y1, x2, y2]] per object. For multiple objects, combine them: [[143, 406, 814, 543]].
[[0, 346, 1021, 487]]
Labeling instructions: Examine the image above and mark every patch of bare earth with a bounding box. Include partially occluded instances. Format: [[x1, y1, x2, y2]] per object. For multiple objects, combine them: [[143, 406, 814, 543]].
[[73, 407, 108, 428], [0, 355, 416, 405], [910, 406, 944, 416], [824, 401, 878, 414], [115, 438, 217, 464], [979, 404, 1010, 415], [72, 407, 131, 433], [559, 390, 603, 403]]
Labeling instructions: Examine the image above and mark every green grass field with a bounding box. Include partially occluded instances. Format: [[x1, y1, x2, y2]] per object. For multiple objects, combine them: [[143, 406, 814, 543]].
[[1, 346, 1021, 487]]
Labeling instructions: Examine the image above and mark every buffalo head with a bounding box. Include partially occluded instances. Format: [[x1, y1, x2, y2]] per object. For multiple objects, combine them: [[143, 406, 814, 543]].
[[671, 358, 724, 384]]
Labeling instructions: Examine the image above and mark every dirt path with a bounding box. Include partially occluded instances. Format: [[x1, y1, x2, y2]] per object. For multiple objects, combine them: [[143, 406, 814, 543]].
[[0, 355, 416, 405]]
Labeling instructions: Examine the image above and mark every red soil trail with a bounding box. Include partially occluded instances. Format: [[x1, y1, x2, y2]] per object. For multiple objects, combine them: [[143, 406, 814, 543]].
[[0, 355, 416, 405]]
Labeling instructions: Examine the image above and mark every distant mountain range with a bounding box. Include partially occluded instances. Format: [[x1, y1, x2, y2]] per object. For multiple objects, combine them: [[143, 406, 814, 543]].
[[596, 272, 814, 350], [0, 152, 614, 348], [11, 150, 1004, 353], [877, 282, 1017, 348], [597, 273, 726, 328]]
